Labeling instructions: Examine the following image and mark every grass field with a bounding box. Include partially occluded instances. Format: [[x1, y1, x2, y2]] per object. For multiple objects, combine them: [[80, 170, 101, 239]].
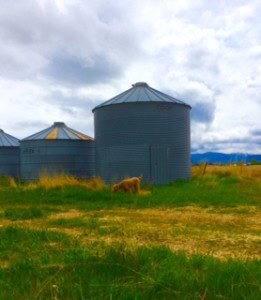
[[0, 165, 260, 299]]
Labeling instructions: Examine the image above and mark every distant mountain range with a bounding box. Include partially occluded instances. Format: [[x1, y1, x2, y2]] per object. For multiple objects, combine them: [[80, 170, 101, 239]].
[[191, 152, 261, 164]]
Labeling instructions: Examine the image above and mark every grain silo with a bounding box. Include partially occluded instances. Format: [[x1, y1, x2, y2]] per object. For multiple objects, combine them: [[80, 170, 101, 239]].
[[0, 129, 20, 178], [20, 122, 95, 181], [93, 82, 191, 184]]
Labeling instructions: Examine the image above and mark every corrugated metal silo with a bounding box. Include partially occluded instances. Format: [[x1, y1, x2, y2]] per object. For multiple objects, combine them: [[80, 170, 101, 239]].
[[20, 122, 95, 181], [0, 129, 20, 178], [93, 82, 191, 184]]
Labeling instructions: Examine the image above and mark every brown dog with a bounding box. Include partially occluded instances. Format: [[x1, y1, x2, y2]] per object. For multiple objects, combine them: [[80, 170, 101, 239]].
[[112, 175, 143, 194]]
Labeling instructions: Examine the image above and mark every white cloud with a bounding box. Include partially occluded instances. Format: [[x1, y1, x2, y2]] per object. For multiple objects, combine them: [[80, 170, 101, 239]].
[[0, 0, 260, 153]]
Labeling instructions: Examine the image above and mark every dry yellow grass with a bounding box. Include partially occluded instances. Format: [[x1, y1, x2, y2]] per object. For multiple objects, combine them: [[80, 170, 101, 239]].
[[8, 177, 17, 188], [3, 165, 260, 191], [0, 176, 17, 189], [139, 190, 151, 196], [2, 206, 259, 260], [22, 174, 107, 191], [91, 207, 261, 260], [192, 164, 261, 180], [38, 173, 79, 188], [82, 176, 107, 190]]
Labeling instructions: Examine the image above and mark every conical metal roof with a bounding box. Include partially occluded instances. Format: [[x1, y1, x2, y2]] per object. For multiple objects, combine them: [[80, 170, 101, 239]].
[[23, 122, 94, 141], [0, 129, 20, 147], [92, 82, 191, 111]]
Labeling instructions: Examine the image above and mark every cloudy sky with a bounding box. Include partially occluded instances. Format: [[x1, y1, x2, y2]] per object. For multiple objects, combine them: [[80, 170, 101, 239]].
[[0, 0, 260, 153]]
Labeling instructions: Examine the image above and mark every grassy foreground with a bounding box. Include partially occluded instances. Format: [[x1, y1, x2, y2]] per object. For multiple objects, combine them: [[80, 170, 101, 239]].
[[0, 165, 260, 299]]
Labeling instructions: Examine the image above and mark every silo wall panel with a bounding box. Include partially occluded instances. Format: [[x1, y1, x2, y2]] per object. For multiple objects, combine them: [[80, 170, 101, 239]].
[[21, 140, 95, 181], [96, 144, 150, 183], [150, 146, 169, 184], [0, 147, 20, 178], [95, 104, 189, 145], [94, 102, 190, 184]]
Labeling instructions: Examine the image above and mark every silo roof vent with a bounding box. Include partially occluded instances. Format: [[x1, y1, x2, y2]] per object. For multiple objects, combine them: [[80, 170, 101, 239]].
[[0, 129, 20, 147], [132, 82, 149, 87], [23, 122, 94, 141], [53, 122, 65, 127], [93, 82, 191, 111]]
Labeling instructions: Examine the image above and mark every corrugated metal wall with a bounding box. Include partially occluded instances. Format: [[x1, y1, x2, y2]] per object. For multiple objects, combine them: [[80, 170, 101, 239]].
[[20, 140, 95, 181], [94, 102, 191, 184], [0, 147, 20, 178], [96, 144, 150, 183]]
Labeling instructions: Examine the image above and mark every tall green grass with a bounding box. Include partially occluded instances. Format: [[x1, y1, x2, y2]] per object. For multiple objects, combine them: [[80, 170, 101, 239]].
[[4, 206, 45, 220], [0, 228, 259, 300], [0, 227, 75, 264], [0, 169, 260, 299], [0, 175, 259, 209]]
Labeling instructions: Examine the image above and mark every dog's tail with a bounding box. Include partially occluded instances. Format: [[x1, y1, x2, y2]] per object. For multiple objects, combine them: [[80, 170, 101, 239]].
[[138, 174, 143, 181]]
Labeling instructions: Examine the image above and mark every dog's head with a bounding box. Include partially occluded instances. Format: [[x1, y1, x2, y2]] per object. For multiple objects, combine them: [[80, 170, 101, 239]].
[[138, 175, 143, 181], [112, 183, 120, 192]]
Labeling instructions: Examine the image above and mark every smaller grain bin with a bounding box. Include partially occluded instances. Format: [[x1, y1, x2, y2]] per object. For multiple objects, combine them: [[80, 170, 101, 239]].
[[0, 129, 20, 178], [20, 122, 95, 181]]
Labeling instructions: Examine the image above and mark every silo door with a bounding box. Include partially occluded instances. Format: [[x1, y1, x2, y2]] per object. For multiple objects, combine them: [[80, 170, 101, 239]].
[[151, 146, 169, 184]]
